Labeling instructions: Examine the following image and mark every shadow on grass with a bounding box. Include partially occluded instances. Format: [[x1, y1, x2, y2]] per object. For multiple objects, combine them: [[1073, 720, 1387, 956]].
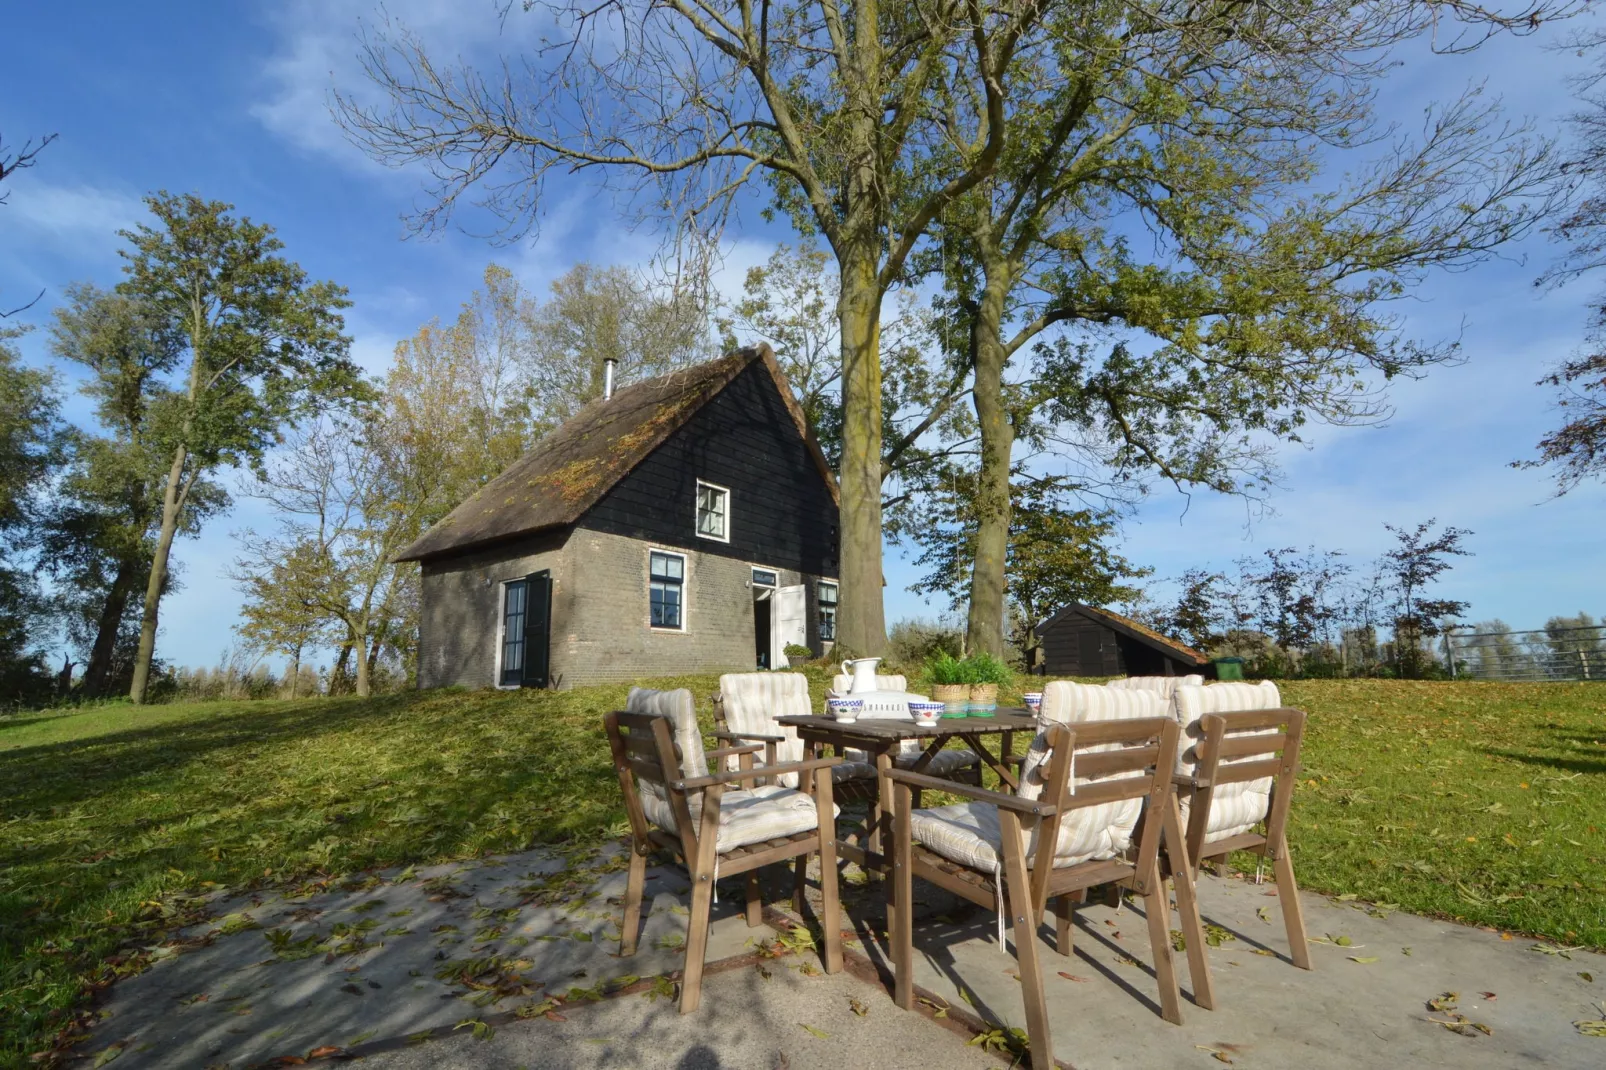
[[1481, 747, 1606, 777], [0, 694, 426, 813]]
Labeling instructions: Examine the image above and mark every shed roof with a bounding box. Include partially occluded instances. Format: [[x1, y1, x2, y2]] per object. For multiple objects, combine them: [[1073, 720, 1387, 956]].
[[395, 344, 834, 562], [1043, 603, 1208, 667]]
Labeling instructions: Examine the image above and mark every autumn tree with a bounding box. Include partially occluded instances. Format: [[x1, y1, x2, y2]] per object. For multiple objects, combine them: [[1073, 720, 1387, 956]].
[[926, 1, 1564, 656], [117, 194, 360, 703], [525, 262, 716, 433], [336, 1, 1071, 654], [236, 266, 537, 695], [1, 131, 56, 318]]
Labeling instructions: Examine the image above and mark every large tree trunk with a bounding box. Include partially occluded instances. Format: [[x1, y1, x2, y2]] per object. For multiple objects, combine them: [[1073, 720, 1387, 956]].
[[82, 558, 139, 697], [354, 625, 371, 698], [835, 244, 887, 655], [965, 276, 1014, 657], [129, 445, 188, 703]]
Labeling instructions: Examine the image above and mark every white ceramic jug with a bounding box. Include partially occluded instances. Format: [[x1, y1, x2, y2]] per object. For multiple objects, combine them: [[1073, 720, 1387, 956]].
[[842, 656, 883, 695]]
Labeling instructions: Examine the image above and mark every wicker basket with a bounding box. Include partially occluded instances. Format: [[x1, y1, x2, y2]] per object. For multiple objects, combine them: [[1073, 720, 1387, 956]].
[[967, 683, 999, 717], [932, 683, 971, 718]]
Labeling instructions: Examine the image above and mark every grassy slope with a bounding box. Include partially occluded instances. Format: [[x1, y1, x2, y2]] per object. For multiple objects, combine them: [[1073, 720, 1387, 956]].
[[1, 676, 1602, 1064]]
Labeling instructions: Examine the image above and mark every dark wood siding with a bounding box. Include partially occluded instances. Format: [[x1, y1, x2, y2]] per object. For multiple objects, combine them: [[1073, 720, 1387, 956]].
[[1040, 607, 1201, 677], [576, 362, 839, 577]]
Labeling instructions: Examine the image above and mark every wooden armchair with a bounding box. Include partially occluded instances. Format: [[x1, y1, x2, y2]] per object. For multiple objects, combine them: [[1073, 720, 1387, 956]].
[[607, 688, 843, 1013], [1171, 682, 1311, 969], [713, 672, 879, 797], [889, 716, 1212, 1068]]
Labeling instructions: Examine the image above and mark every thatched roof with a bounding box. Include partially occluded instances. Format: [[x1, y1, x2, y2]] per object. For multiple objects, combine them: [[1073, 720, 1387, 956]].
[[395, 345, 835, 562], [1046, 604, 1208, 666]]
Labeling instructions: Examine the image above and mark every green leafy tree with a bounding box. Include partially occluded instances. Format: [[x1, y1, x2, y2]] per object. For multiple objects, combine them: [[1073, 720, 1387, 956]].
[[909, 475, 1148, 667], [926, 3, 1561, 656], [116, 193, 360, 703], [0, 329, 64, 703]]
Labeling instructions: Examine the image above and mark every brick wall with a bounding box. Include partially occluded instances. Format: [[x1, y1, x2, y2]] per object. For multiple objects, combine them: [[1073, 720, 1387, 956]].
[[417, 530, 570, 689], [416, 526, 835, 690]]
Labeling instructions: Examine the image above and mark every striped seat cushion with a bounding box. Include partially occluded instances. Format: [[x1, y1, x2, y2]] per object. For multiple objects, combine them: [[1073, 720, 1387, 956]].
[[1172, 681, 1283, 845], [1105, 674, 1204, 701], [909, 682, 1156, 872], [627, 686, 836, 852], [829, 673, 908, 695]]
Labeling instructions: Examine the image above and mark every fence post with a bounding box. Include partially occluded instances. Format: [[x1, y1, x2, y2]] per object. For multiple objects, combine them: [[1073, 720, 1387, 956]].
[[1444, 628, 1457, 680], [1582, 650, 1591, 681]]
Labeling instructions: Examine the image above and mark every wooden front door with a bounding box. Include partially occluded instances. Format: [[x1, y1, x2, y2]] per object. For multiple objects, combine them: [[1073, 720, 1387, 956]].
[[522, 570, 552, 688]]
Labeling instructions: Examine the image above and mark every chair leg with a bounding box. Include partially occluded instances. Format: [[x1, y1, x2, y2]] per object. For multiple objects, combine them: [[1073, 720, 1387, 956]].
[[1274, 835, 1312, 970], [620, 847, 647, 957], [892, 783, 915, 1009], [680, 862, 715, 1014], [1140, 856, 1184, 1026], [792, 854, 808, 914], [1053, 893, 1075, 957], [1164, 794, 1215, 1011], [999, 811, 1051, 1068], [745, 869, 763, 928], [815, 767, 843, 975]]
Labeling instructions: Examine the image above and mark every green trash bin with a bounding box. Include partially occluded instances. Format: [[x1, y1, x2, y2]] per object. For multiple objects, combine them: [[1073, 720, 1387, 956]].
[[1212, 656, 1245, 682]]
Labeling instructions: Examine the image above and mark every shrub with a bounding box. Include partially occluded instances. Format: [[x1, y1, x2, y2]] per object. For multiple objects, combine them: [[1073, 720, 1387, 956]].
[[888, 618, 964, 666], [926, 651, 967, 685], [783, 643, 812, 657], [962, 652, 1013, 686]]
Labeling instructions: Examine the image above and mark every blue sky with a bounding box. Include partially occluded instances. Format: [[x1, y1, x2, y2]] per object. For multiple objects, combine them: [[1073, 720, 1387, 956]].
[[2, 2, 1601, 670]]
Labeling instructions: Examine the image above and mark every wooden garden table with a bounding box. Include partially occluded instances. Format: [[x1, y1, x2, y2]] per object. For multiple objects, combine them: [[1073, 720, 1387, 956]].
[[776, 710, 1038, 877]]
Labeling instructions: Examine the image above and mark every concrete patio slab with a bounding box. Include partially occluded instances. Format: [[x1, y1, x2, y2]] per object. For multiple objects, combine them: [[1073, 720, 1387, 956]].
[[81, 844, 791, 1069], [853, 868, 1606, 1069]]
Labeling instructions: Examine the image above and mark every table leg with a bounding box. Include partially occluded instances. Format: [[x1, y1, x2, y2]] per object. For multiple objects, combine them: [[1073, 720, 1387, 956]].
[[877, 747, 896, 936], [960, 733, 1020, 791]]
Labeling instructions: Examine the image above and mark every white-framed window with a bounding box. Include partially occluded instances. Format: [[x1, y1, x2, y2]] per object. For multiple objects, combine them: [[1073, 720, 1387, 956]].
[[751, 567, 778, 589], [497, 579, 527, 688], [818, 581, 838, 642], [649, 550, 687, 630], [695, 480, 730, 542]]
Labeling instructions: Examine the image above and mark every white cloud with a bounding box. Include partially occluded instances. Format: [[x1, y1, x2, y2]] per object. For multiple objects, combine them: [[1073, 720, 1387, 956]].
[[0, 178, 144, 248]]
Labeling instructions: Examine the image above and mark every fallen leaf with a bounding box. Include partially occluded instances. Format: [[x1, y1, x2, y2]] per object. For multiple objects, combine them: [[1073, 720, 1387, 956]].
[[800, 1023, 830, 1039], [1349, 956, 1379, 964], [1581, 972, 1595, 983], [1480, 992, 1497, 1002], [1057, 972, 1090, 982], [1427, 993, 1460, 1013], [92, 1044, 127, 1068], [1250, 948, 1277, 957], [1500, 932, 1513, 941], [849, 998, 868, 1017], [1402, 947, 1412, 956], [307, 1047, 345, 1059]]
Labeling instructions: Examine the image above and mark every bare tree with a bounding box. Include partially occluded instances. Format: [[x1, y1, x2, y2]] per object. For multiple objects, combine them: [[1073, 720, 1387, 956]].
[[1, 131, 57, 317], [333, 1, 1068, 655]]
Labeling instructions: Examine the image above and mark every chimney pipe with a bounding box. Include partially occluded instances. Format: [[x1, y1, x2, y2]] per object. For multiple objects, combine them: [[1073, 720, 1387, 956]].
[[602, 357, 616, 401]]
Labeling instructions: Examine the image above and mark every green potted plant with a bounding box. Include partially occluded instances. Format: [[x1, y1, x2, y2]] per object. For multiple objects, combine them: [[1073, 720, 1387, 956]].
[[962, 653, 1012, 716], [783, 642, 812, 669], [926, 651, 971, 717]]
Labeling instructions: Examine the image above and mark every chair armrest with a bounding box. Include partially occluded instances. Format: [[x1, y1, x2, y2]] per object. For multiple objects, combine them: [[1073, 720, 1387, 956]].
[[707, 744, 765, 761], [1173, 772, 1208, 790], [883, 768, 1055, 816], [713, 729, 787, 744], [674, 756, 842, 791]]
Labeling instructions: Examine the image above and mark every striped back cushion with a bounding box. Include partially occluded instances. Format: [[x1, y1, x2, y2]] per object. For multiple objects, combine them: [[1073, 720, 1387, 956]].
[[625, 687, 707, 779], [1038, 680, 1165, 729], [829, 673, 908, 696], [718, 672, 811, 786], [1171, 681, 1283, 844], [1105, 674, 1205, 701], [1018, 681, 1164, 864]]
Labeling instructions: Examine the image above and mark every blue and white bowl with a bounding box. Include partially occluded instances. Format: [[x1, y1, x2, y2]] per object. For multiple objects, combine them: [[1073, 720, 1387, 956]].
[[908, 701, 945, 726], [825, 697, 864, 723], [1024, 692, 1043, 714]]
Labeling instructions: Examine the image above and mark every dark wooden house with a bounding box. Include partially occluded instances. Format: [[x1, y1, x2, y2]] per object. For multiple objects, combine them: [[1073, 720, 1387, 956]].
[[396, 345, 840, 690], [1037, 603, 1208, 678]]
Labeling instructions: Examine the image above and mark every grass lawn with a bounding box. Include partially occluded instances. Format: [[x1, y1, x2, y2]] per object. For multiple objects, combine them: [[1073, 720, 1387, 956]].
[[2, 676, 1603, 1066]]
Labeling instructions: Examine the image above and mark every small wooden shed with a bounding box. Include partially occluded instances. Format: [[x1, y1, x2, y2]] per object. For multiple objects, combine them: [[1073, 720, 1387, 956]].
[[1037, 603, 1208, 678]]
